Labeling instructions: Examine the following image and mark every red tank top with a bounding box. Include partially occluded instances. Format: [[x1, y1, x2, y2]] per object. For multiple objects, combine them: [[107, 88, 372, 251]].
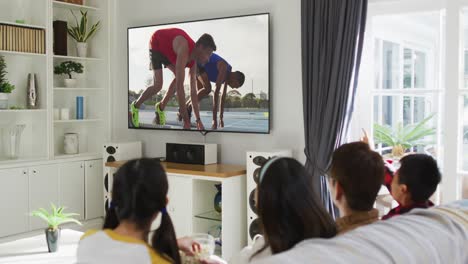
[[150, 28, 195, 68]]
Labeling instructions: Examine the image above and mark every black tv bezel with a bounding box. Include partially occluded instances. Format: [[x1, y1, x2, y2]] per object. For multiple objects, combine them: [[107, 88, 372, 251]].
[[127, 13, 271, 135]]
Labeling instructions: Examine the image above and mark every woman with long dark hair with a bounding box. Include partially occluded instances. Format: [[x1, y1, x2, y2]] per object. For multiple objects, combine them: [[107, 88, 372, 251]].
[[77, 158, 199, 264], [231, 157, 337, 263]]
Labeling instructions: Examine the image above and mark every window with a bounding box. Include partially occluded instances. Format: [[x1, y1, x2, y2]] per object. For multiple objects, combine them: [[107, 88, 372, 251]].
[[372, 38, 439, 157]]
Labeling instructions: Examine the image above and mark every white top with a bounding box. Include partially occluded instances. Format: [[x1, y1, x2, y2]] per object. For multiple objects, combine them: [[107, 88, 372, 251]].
[[253, 201, 468, 264], [76, 229, 170, 264], [230, 235, 272, 264]]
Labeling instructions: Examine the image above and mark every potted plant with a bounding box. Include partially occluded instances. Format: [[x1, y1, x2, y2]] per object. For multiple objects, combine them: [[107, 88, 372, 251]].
[[0, 55, 15, 109], [54, 61, 84, 88], [68, 10, 100, 57], [31, 204, 81, 253], [373, 114, 436, 158]]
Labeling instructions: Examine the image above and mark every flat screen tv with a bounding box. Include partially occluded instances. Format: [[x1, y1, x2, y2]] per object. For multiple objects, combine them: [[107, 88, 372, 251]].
[[128, 13, 270, 134]]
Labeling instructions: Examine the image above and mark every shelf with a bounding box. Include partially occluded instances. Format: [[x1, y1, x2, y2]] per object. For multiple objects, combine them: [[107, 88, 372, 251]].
[[194, 211, 222, 222], [0, 109, 47, 113], [54, 119, 103, 124], [52, 1, 100, 11], [0, 21, 46, 30], [53, 55, 102, 61], [0, 157, 48, 167], [54, 152, 101, 160], [0, 50, 46, 57], [54, 87, 104, 91]]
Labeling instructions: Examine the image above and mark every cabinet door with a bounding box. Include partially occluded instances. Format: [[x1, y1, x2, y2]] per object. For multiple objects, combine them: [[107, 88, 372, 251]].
[[162, 175, 193, 237], [59, 161, 85, 221], [0, 168, 29, 237], [85, 159, 104, 219], [29, 164, 60, 230]]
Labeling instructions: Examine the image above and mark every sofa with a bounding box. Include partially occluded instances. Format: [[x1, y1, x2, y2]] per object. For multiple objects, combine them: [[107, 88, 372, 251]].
[[253, 200, 468, 264]]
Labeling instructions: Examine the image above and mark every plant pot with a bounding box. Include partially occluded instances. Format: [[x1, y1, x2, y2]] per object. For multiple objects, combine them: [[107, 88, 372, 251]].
[[45, 228, 61, 253], [76, 42, 87, 57], [391, 145, 406, 158], [64, 79, 77, 88], [0, 93, 8, 109]]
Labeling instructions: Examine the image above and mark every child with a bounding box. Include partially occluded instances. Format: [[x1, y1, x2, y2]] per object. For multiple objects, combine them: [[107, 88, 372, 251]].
[[77, 159, 200, 264], [231, 157, 337, 263], [382, 154, 441, 220]]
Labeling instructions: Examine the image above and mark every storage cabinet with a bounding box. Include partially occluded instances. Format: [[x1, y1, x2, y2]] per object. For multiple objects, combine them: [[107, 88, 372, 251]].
[[59, 161, 85, 221], [85, 159, 104, 219], [29, 164, 60, 230], [0, 168, 29, 237], [0, 158, 103, 237]]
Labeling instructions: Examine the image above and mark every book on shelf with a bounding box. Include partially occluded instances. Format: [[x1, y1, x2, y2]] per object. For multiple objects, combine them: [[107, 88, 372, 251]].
[[0, 24, 46, 54]]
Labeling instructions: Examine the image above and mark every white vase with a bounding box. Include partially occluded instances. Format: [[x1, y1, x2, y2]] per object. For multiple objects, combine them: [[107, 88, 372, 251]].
[[0, 93, 8, 109], [77, 42, 88, 57], [64, 79, 77, 88], [64, 133, 79, 154]]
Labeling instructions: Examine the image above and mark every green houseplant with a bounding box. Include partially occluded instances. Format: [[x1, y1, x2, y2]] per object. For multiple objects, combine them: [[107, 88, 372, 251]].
[[68, 10, 101, 57], [0, 55, 16, 109], [373, 114, 436, 158], [31, 204, 82, 253], [54, 61, 84, 88]]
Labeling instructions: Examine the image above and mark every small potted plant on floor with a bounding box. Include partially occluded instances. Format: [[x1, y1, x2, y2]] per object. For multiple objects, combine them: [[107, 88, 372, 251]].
[[68, 10, 100, 57], [31, 204, 82, 253], [0, 55, 16, 109], [373, 114, 436, 158], [54, 61, 84, 88]]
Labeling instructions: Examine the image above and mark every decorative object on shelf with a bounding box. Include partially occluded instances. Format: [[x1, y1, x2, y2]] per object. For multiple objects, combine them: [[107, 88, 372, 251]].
[[9, 106, 24, 110], [373, 113, 436, 158], [60, 108, 70, 120], [3, 124, 26, 159], [53, 20, 68, 56], [54, 61, 83, 88], [27, 73, 38, 109], [0, 25, 46, 54], [31, 204, 82, 253], [214, 184, 222, 213], [76, 96, 84, 119], [68, 11, 101, 57], [64, 133, 79, 154], [0, 55, 15, 109]]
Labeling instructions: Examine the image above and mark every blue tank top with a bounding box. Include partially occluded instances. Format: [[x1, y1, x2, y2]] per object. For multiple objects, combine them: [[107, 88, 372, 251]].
[[199, 53, 232, 83]]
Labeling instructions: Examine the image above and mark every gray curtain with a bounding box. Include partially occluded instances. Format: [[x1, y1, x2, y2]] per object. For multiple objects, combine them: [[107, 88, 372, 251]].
[[301, 0, 368, 217]]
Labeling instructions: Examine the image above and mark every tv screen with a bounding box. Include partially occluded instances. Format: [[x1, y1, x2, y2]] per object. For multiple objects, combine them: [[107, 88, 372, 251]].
[[128, 13, 270, 134]]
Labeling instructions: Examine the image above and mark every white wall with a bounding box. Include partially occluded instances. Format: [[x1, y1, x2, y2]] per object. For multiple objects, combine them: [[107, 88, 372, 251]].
[[111, 0, 304, 164]]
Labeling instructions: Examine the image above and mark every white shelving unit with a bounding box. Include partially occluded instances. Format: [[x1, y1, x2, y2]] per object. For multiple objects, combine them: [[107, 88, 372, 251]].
[[0, 0, 110, 165]]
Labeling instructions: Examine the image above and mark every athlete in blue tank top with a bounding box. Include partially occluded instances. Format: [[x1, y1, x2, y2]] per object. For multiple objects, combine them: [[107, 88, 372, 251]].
[[183, 53, 245, 130]]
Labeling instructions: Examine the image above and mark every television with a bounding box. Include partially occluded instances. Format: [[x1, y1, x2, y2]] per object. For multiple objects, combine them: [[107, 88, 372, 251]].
[[127, 13, 270, 134]]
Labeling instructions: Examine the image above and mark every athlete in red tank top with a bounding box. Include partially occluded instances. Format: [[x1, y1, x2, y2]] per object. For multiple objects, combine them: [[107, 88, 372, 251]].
[[150, 28, 195, 68], [130, 28, 217, 131]]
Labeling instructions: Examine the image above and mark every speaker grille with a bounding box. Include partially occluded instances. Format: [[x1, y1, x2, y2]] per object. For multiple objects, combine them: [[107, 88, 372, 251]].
[[249, 218, 261, 239], [106, 146, 116, 155], [249, 189, 257, 214]]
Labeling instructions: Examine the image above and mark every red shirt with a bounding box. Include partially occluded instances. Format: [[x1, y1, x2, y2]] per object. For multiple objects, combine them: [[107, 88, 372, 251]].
[[150, 28, 195, 68]]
